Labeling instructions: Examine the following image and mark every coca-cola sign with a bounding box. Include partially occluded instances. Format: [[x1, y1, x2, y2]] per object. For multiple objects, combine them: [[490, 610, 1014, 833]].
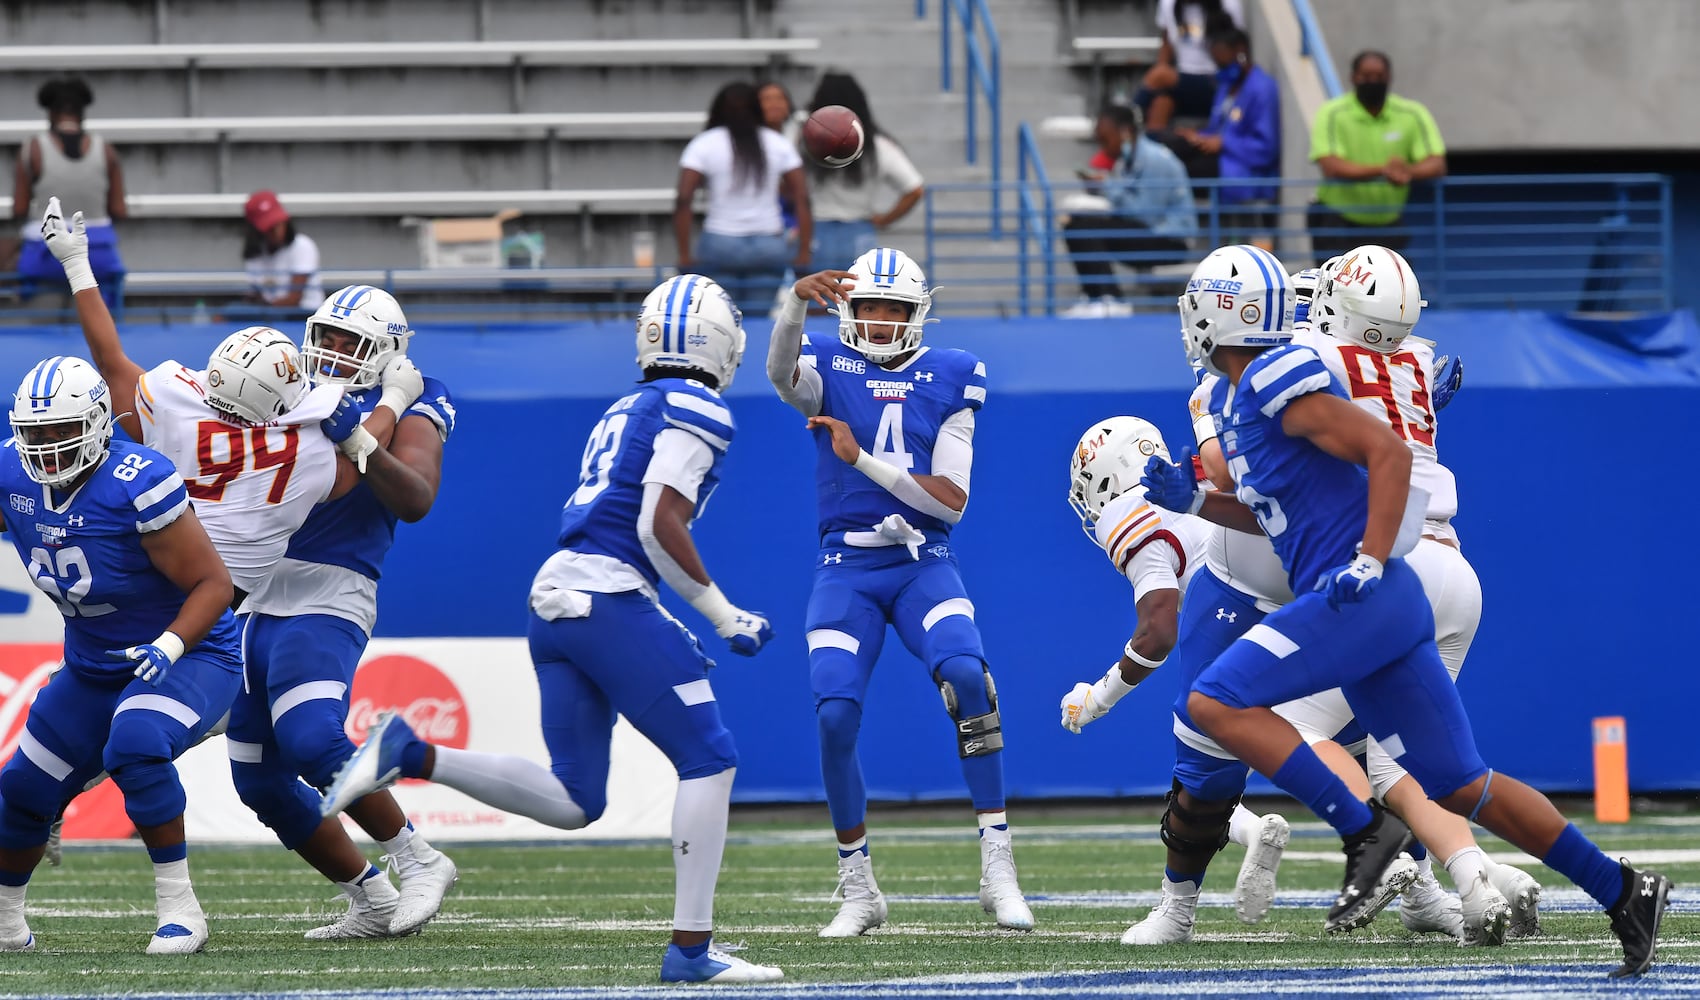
[[346, 654, 472, 766]]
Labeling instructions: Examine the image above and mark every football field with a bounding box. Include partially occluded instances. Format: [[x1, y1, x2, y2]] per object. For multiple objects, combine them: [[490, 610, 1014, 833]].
[[9, 803, 1696, 999]]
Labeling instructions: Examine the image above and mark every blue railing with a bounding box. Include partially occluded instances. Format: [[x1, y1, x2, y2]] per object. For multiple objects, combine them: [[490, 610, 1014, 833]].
[[916, 172, 1674, 316], [1290, 0, 1343, 98], [936, 0, 1003, 238]]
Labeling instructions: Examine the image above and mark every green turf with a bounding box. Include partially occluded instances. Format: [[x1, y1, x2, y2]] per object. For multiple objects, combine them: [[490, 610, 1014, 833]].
[[5, 805, 1694, 996]]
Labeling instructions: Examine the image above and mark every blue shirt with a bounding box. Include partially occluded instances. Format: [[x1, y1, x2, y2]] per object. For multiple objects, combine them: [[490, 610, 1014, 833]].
[[1103, 135, 1199, 239], [555, 378, 734, 588], [802, 333, 985, 538], [1203, 64, 1281, 205]]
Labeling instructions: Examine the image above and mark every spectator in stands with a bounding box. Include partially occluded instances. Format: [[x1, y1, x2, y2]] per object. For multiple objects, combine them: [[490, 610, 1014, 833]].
[[1137, 0, 1244, 132], [1062, 103, 1196, 317], [675, 81, 811, 315], [11, 77, 127, 307], [242, 190, 325, 312], [1172, 22, 1280, 250], [758, 80, 806, 253], [1308, 49, 1447, 257], [803, 72, 925, 276]]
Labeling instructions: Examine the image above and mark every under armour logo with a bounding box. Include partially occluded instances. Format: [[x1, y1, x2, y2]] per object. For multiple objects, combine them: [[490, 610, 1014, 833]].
[[1215, 608, 1237, 622], [674, 841, 689, 855], [824, 553, 844, 565], [66, 514, 84, 527], [734, 615, 753, 627], [1336, 885, 1361, 906], [913, 371, 935, 382], [1642, 874, 1656, 896]]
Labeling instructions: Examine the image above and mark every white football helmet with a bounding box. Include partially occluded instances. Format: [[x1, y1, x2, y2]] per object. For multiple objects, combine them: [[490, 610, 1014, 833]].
[[1178, 244, 1297, 377], [1068, 416, 1172, 531], [9, 356, 114, 488], [205, 327, 311, 426], [1312, 245, 1426, 352], [839, 247, 933, 363], [635, 274, 747, 390], [303, 285, 412, 389]]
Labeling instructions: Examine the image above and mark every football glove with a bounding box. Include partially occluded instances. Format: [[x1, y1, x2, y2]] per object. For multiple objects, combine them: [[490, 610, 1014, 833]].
[[1140, 448, 1205, 515], [1314, 553, 1384, 609], [40, 196, 96, 293], [377, 356, 425, 423], [716, 609, 773, 657], [106, 631, 184, 687], [1059, 664, 1136, 734], [1430, 354, 1463, 412], [321, 394, 380, 473]]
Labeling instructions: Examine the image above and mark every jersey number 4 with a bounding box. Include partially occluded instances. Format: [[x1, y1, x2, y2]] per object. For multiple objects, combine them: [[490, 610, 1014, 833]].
[[872, 403, 915, 472], [1339, 346, 1435, 445], [186, 421, 300, 504]]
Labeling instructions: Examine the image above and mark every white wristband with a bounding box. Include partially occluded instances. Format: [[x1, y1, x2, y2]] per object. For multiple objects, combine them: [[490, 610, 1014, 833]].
[[1094, 662, 1137, 708], [151, 630, 186, 664], [685, 580, 736, 629], [852, 450, 904, 491], [62, 258, 97, 295], [1124, 640, 1166, 670]]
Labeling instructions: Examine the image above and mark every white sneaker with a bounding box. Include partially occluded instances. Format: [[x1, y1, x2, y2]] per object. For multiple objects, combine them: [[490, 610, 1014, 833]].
[[305, 872, 400, 940], [1330, 855, 1419, 933], [661, 940, 784, 983], [1458, 870, 1511, 946], [978, 836, 1035, 931], [387, 842, 458, 936], [1121, 878, 1196, 944], [1063, 297, 1109, 319], [1397, 868, 1463, 939], [1487, 862, 1542, 939], [1234, 813, 1289, 924], [819, 852, 887, 938], [147, 880, 209, 955], [0, 895, 34, 952], [1099, 296, 1135, 317]]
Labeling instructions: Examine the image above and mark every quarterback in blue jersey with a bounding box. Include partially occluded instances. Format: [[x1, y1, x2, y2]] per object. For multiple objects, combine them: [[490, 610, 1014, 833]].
[[1139, 245, 1670, 976], [318, 275, 783, 984], [767, 248, 1033, 937], [227, 284, 459, 940], [0, 357, 241, 955]]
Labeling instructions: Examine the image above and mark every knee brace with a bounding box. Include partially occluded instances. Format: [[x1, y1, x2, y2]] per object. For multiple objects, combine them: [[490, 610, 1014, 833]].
[[934, 656, 1002, 760], [1160, 778, 1237, 865], [229, 754, 323, 850]]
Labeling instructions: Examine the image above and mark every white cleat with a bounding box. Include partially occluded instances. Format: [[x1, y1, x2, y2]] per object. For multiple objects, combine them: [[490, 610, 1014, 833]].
[[1459, 870, 1511, 946], [320, 711, 414, 819], [147, 916, 208, 955], [1397, 868, 1464, 939], [1121, 878, 1196, 944], [1234, 813, 1289, 924], [1487, 862, 1542, 939], [819, 852, 888, 938], [978, 836, 1035, 931], [306, 872, 400, 940], [660, 941, 784, 983], [0, 902, 34, 952], [388, 847, 458, 936]]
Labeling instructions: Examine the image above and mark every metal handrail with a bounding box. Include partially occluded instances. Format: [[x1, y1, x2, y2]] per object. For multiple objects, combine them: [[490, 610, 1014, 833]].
[[1290, 0, 1342, 99], [1016, 122, 1056, 317], [939, 0, 1003, 238]]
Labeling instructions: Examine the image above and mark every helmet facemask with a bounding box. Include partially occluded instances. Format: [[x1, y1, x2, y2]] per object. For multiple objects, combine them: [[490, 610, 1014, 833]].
[[10, 358, 114, 488], [1068, 416, 1172, 534], [837, 248, 934, 363], [302, 285, 412, 389]]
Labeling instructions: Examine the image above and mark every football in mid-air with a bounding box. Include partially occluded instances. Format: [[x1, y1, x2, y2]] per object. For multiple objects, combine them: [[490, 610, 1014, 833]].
[[802, 105, 865, 168]]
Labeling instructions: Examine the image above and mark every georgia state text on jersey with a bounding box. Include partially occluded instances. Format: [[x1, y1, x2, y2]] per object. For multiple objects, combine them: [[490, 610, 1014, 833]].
[[1092, 487, 1212, 602], [1292, 329, 1458, 528], [556, 378, 733, 587], [135, 361, 341, 594], [1218, 344, 1425, 592], [801, 333, 985, 537], [1, 436, 200, 670]]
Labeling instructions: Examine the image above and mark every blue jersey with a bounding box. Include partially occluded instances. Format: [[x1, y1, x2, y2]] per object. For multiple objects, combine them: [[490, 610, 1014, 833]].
[[283, 375, 455, 580], [555, 378, 733, 588], [803, 333, 985, 537], [1, 437, 205, 668], [1216, 344, 1369, 592]]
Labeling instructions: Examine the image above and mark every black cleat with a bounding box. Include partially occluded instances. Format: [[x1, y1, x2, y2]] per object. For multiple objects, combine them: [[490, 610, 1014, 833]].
[[1325, 800, 1413, 933], [1607, 861, 1671, 978]]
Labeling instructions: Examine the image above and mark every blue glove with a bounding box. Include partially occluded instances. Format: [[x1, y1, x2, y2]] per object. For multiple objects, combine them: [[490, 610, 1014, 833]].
[[107, 631, 183, 686], [1139, 448, 1204, 515], [320, 394, 363, 444], [718, 610, 773, 657], [1430, 354, 1463, 412], [1313, 554, 1385, 610]]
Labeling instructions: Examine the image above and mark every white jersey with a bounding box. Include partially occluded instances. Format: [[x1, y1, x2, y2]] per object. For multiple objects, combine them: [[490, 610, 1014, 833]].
[[1091, 486, 1213, 604], [1188, 378, 1294, 609], [1293, 328, 1459, 537], [136, 361, 341, 595]]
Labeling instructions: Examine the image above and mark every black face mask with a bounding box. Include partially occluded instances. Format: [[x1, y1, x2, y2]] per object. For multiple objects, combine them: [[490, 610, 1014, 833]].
[[1355, 82, 1388, 108], [53, 123, 86, 160]]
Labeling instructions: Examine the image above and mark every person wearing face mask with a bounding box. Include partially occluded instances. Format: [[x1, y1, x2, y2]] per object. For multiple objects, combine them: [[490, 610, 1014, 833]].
[[11, 77, 128, 307], [1308, 50, 1447, 258], [1171, 24, 1280, 251]]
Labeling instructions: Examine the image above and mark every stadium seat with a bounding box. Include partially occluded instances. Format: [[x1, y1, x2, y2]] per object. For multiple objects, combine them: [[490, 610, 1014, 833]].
[[0, 189, 675, 219], [0, 113, 707, 145]]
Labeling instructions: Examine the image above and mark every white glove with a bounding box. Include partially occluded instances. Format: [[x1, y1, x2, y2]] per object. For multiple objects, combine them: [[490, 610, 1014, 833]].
[[686, 581, 774, 657], [376, 356, 425, 423], [1059, 664, 1137, 734], [875, 513, 926, 560], [40, 197, 96, 293]]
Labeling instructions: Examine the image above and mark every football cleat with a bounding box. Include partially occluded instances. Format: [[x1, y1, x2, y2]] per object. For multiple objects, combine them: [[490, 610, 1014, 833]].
[[320, 710, 417, 818], [1487, 862, 1543, 939], [305, 872, 400, 940], [0, 898, 34, 953], [979, 837, 1035, 931], [387, 844, 458, 936], [1397, 866, 1464, 939], [1458, 870, 1511, 946], [1121, 878, 1196, 945], [1325, 801, 1414, 933], [819, 852, 887, 938], [1234, 813, 1290, 924], [44, 817, 63, 868], [147, 881, 208, 955], [660, 940, 784, 983], [1607, 862, 1671, 979]]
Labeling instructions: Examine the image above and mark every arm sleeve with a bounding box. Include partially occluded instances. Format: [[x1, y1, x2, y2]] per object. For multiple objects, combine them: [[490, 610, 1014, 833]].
[[679, 131, 712, 172], [928, 408, 974, 495], [766, 293, 823, 416], [635, 430, 716, 602]]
